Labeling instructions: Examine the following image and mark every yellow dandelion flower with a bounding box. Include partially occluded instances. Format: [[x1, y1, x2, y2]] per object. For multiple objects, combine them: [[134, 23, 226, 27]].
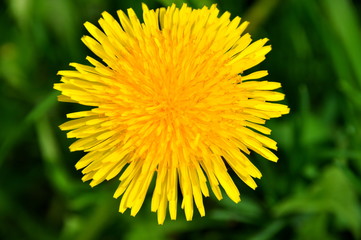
[[54, 3, 289, 224]]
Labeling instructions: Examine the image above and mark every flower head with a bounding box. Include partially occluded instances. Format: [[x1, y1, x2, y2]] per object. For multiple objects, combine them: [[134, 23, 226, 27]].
[[54, 3, 289, 224]]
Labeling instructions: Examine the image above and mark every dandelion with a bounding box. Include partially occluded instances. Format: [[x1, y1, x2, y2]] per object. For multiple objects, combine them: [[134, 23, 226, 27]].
[[54, 3, 289, 224]]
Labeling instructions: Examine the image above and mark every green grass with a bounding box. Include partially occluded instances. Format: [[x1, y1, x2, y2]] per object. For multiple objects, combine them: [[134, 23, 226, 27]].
[[1, 0, 361, 239]]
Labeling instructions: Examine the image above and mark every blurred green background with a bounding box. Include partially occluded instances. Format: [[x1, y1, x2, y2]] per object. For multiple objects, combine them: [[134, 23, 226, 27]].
[[1, 0, 361, 239]]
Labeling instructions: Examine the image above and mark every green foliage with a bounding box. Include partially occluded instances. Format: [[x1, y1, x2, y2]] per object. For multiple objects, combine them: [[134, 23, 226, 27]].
[[1, 0, 361, 239]]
